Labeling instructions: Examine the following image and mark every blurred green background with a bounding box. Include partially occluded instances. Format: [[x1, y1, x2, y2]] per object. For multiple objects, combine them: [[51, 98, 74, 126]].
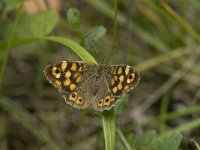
[[0, 0, 200, 149]]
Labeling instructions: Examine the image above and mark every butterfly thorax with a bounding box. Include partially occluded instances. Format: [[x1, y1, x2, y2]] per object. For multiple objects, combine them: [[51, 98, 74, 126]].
[[82, 64, 112, 98]]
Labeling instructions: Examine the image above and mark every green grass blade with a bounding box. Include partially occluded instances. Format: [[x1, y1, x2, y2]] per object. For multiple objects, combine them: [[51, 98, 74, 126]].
[[0, 0, 23, 91], [102, 109, 116, 150], [42, 36, 96, 63]]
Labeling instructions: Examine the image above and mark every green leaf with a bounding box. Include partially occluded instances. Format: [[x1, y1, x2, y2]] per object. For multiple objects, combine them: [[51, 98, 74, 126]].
[[14, 10, 58, 37], [67, 8, 81, 28], [134, 130, 157, 150], [30, 10, 59, 36], [152, 132, 182, 150], [42, 36, 96, 63], [114, 94, 128, 116], [83, 26, 107, 50]]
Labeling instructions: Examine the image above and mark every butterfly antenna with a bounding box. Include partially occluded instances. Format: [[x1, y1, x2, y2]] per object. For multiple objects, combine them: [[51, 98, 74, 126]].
[[89, 41, 100, 57]]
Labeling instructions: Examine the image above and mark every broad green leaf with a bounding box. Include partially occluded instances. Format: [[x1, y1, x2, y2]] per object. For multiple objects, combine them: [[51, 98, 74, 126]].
[[135, 130, 157, 150], [15, 10, 59, 37], [31, 10, 59, 36], [152, 132, 182, 150], [115, 94, 128, 116]]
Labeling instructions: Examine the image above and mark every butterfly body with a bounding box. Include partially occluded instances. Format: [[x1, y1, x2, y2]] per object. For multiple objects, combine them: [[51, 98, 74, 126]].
[[44, 61, 140, 111]]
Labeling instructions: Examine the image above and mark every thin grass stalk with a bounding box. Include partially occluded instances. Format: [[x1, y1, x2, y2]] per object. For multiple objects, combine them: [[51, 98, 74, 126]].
[[0, 0, 23, 91]]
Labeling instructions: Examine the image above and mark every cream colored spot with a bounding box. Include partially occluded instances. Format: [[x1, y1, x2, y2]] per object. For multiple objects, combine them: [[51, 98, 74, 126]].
[[110, 95, 115, 102], [55, 80, 61, 86], [114, 75, 118, 81], [127, 73, 135, 83], [69, 84, 76, 91], [65, 71, 71, 78], [118, 67, 122, 74], [112, 87, 118, 93], [61, 62, 67, 71], [123, 85, 129, 92], [117, 82, 123, 90], [98, 99, 104, 107], [76, 96, 84, 104], [71, 63, 77, 71], [52, 67, 61, 78], [64, 78, 71, 86], [69, 92, 77, 102], [125, 66, 130, 75], [111, 78, 115, 85], [119, 75, 124, 82], [76, 76, 81, 83]]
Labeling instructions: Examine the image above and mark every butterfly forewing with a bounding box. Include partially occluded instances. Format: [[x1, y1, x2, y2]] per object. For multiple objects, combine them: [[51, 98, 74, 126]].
[[109, 65, 140, 96], [44, 61, 95, 109]]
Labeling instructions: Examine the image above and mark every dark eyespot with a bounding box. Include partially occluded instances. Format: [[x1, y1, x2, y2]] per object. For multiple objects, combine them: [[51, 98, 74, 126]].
[[99, 101, 102, 104], [105, 98, 109, 102], [79, 98, 82, 102], [72, 94, 76, 98], [55, 69, 60, 74], [128, 74, 133, 79]]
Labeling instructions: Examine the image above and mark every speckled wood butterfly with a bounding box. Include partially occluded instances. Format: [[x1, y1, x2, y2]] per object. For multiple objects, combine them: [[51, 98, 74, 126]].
[[44, 60, 140, 111]]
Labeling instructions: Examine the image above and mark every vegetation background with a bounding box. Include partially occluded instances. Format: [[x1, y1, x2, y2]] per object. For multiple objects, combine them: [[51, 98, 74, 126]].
[[0, 0, 200, 149]]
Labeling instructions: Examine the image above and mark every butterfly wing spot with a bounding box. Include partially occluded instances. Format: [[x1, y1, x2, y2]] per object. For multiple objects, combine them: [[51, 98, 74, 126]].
[[52, 67, 61, 78], [97, 95, 114, 108], [117, 67, 123, 74], [61, 62, 67, 71], [69, 92, 78, 102], [75, 76, 81, 83], [111, 78, 115, 85], [119, 75, 124, 82], [127, 73, 135, 83], [123, 85, 129, 93], [103, 96, 111, 106], [114, 75, 118, 81], [69, 84, 76, 91], [65, 71, 72, 78], [71, 63, 77, 71], [76, 96, 84, 104], [125, 66, 130, 75], [117, 82, 123, 90], [98, 99, 103, 107], [55, 80, 62, 87], [112, 87, 118, 93], [63, 78, 71, 86], [110, 95, 115, 102]]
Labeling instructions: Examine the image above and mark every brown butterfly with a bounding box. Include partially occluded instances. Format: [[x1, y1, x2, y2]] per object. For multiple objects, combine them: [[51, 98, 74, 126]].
[[44, 60, 140, 111]]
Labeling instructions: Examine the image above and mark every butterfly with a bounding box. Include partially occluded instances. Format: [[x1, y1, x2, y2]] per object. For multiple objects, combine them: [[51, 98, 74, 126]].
[[44, 60, 140, 111]]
